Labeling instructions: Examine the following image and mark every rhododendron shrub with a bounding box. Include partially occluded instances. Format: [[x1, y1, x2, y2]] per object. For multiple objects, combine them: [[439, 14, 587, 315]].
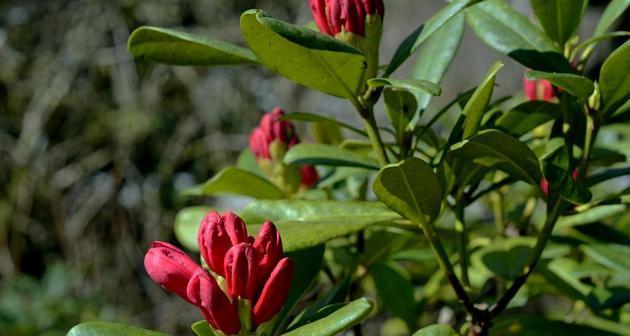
[[68, 0, 630, 335]]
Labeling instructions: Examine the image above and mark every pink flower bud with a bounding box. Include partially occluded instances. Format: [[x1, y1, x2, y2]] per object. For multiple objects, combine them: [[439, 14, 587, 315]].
[[144, 241, 201, 303], [300, 165, 319, 187], [540, 168, 579, 196], [224, 243, 259, 300], [524, 77, 556, 102], [187, 269, 241, 335], [198, 211, 248, 277], [309, 0, 384, 37], [253, 221, 283, 280], [249, 108, 299, 161], [252, 257, 295, 325]]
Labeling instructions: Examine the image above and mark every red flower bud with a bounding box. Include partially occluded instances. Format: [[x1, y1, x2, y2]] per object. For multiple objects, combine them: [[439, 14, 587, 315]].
[[253, 221, 283, 280], [144, 241, 201, 303], [252, 257, 295, 325], [249, 108, 299, 161], [224, 243, 258, 300], [187, 269, 241, 335], [540, 168, 579, 196], [309, 0, 384, 37], [300, 165, 319, 187], [524, 77, 556, 102], [198, 211, 248, 277]]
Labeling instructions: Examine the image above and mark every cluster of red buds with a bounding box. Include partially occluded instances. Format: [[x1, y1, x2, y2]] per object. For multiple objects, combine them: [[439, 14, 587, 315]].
[[249, 108, 318, 189], [144, 211, 294, 335], [523, 77, 556, 102]]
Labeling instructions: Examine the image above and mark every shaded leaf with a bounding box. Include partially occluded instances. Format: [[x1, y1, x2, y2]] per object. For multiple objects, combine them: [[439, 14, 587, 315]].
[[283, 112, 366, 136], [282, 298, 373, 336], [284, 144, 380, 170], [581, 243, 630, 278], [594, 0, 630, 37], [67, 322, 169, 336], [495, 101, 559, 137], [411, 324, 458, 336], [367, 78, 442, 97], [462, 61, 504, 138], [183, 167, 284, 199], [541, 145, 592, 204], [600, 39, 630, 115], [370, 263, 417, 329], [530, 0, 587, 45], [492, 316, 617, 335]]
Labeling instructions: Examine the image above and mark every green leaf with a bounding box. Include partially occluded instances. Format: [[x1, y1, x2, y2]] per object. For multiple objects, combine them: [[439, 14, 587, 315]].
[[541, 145, 592, 204], [467, 0, 571, 72], [594, 0, 630, 37], [587, 167, 630, 186], [412, 13, 466, 113], [600, 39, 630, 115], [284, 144, 380, 170], [370, 263, 417, 329], [282, 298, 373, 336], [174, 206, 212, 251], [182, 167, 284, 199], [191, 321, 215, 336], [240, 200, 397, 224], [492, 316, 617, 336], [240, 10, 365, 98], [530, 0, 587, 45], [127, 26, 257, 66], [495, 101, 559, 137], [288, 279, 351, 331], [526, 71, 594, 99], [472, 238, 534, 280], [236, 148, 265, 177], [462, 61, 504, 138], [368, 78, 441, 97], [283, 112, 366, 136], [449, 130, 542, 185], [67, 322, 169, 336], [411, 324, 458, 336], [581, 243, 630, 278], [383, 89, 418, 140], [373, 157, 443, 223], [557, 205, 628, 228], [385, 0, 478, 76]]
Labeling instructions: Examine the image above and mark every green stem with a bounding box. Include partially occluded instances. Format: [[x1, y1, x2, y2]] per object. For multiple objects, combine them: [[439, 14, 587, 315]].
[[352, 98, 389, 166], [454, 201, 470, 288], [489, 197, 563, 317], [578, 112, 599, 180]]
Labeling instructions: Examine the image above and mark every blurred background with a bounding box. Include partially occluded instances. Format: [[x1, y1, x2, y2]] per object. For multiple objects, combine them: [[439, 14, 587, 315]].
[[0, 0, 626, 335]]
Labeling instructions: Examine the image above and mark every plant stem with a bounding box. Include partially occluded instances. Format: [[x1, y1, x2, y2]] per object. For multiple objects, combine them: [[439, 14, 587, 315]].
[[578, 112, 599, 180], [454, 201, 470, 288], [351, 96, 389, 167], [489, 198, 563, 318]]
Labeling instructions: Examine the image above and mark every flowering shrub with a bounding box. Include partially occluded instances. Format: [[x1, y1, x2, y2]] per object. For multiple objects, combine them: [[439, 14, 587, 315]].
[[68, 0, 630, 336]]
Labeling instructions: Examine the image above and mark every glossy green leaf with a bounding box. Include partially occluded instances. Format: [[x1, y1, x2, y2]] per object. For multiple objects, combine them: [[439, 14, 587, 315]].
[[283, 112, 366, 136], [467, 0, 571, 72], [288, 279, 351, 331], [412, 13, 466, 112], [240, 10, 365, 98], [367, 78, 442, 97], [600, 39, 630, 115], [127, 26, 257, 66], [282, 298, 373, 336], [174, 206, 212, 251], [473, 238, 534, 280], [594, 0, 630, 37], [492, 316, 617, 335], [182, 167, 283, 199], [384, 89, 417, 141], [370, 263, 417, 329], [530, 0, 587, 45], [527, 71, 594, 99], [581, 244, 630, 277], [191, 321, 215, 336], [373, 157, 443, 223], [284, 144, 380, 170], [541, 145, 592, 204], [411, 324, 458, 336], [495, 101, 559, 137], [240, 200, 397, 223], [67, 322, 169, 336], [385, 0, 478, 76], [450, 130, 542, 185], [462, 61, 504, 138]]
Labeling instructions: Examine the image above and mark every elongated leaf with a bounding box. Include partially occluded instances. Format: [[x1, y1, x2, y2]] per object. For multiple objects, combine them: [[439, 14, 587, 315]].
[[450, 130, 542, 185], [581, 244, 630, 277], [462, 61, 504, 138], [283, 112, 366, 136], [284, 144, 380, 170], [174, 206, 212, 251], [496, 101, 559, 137], [191, 321, 215, 336], [240, 200, 397, 223], [127, 26, 257, 66], [530, 0, 587, 45], [467, 0, 572, 72], [183, 167, 284, 199], [384, 89, 417, 142], [600, 39, 630, 115], [368, 78, 442, 96], [412, 324, 458, 336], [594, 0, 630, 37], [493, 316, 617, 336], [412, 13, 466, 112], [67, 322, 169, 336], [527, 71, 594, 99], [373, 157, 443, 223], [241, 10, 365, 98], [288, 279, 351, 331], [282, 298, 373, 336], [557, 205, 627, 228], [370, 263, 417, 329]]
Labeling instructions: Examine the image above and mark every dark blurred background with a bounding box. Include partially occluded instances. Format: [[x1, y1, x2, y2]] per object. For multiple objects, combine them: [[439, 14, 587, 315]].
[[0, 1, 625, 335]]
